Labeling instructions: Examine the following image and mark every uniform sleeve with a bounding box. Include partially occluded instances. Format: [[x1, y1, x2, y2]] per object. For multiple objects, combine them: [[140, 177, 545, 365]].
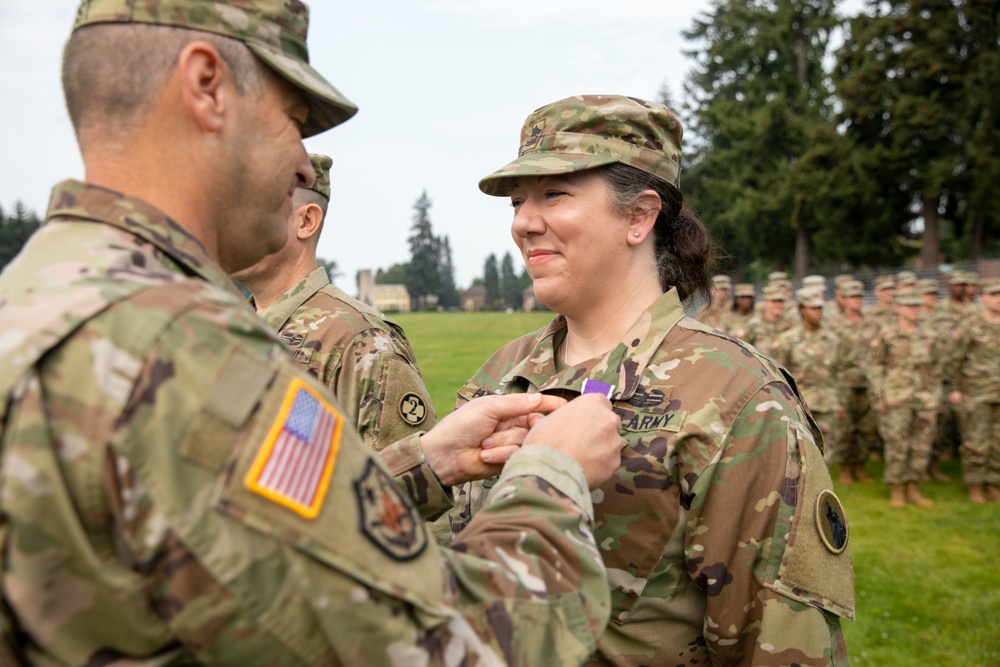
[[866, 335, 887, 410], [942, 324, 968, 387], [684, 382, 852, 666], [105, 323, 609, 666]]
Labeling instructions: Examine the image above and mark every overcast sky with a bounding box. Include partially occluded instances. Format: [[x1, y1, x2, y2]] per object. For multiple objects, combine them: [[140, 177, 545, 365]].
[[1, 0, 716, 294]]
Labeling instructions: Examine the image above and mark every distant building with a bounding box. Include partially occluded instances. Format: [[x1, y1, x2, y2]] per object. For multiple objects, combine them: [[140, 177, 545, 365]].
[[459, 285, 488, 312], [357, 269, 411, 313], [522, 285, 537, 312]]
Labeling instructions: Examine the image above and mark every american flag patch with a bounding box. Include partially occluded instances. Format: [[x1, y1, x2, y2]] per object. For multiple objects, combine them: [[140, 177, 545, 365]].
[[245, 379, 344, 519]]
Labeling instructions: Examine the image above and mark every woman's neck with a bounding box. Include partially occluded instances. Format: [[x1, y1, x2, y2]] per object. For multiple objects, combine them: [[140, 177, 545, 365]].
[[560, 276, 665, 365]]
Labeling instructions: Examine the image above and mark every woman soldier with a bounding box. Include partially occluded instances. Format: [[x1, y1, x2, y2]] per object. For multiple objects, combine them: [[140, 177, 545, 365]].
[[442, 95, 854, 666]]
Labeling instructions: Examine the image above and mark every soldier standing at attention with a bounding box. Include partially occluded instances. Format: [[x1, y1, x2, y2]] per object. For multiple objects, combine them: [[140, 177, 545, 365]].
[[944, 278, 1000, 503], [774, 287, 844, 460], [745, 285, 791, 355], [0, 2, 628, 665], [445, 95, 854, 666], [918, 277, 954, 482], [830, 280, 879, 483], [721, 282, 755, 340], [232, 154, 443, 510], [868, 290, 943, 507], [866, 275, 897, 328], [699, 274, 731, 329], [824, 273, 853, 320]]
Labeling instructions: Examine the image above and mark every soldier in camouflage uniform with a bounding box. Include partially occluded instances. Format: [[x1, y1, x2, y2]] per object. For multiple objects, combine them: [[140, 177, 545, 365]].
[[829, 280, 879, 483], [744, 285, 791, 356], [699, 274, 731, 330], [719, 282, 755, 340], [773, 288, 844, 462], [232, 154, 438, 459], [944, 278, 1000, 503], [868, 290, 943, 507], [866, 275, 897, 328], [823, 273, 853, 320], [443, 95, 854, 666], [917, 277, 954, 481], [0, 3, 628, 665]]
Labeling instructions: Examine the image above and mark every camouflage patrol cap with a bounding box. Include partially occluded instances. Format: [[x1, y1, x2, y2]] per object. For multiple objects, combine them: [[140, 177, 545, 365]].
[[834, 273, 854, 286], [802, 275, 826, 289], [479, 95, 682, 197], [874, 276, 896, 291], [734, 283, 755, 298], [840, 280, 864, 298], [712, 275, 732, 290], [967, 271, 980, 285], [72, 0, 357, 137], [768, 270, 789, 282], [894, 289, 923, 306], [916, 278, 939, 295], [949, 271, 970, 285], [895, 270, 917, 286], [304, 153, 332, 200], [981, 278, 1000, 294], [796, 287, 824, 308], [762, 285, 786, 301]]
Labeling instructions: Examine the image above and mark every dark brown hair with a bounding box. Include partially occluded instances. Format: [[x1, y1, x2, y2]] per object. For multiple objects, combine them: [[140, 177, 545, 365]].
[[599, 163, 714, 305]]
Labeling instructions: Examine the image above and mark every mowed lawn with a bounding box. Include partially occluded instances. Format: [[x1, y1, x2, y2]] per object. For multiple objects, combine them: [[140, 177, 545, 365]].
[[396, 311, 1000, 666]]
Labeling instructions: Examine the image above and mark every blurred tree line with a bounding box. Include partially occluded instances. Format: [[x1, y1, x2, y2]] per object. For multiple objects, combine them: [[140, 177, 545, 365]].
[[676, 0, 1000, 280], [0, 201, 43, 272]]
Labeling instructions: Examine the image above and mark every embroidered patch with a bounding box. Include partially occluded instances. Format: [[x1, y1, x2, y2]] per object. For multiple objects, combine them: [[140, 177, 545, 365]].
[[582, 378, 615, 398], [816, 489, 849, 554], [398, 392, 428, 426], [244, 379, 343, 520], [618, 408, 686, 433], [354, 459, 427, 560]]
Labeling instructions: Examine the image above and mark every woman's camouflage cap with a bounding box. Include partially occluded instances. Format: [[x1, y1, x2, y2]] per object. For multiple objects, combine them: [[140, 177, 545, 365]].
[[72, 0, 357, 138], [479, 95, 683, 197]]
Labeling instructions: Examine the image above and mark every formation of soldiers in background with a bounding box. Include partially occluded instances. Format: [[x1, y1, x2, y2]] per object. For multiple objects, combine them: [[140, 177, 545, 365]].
[[700, 268, 1000, 506]]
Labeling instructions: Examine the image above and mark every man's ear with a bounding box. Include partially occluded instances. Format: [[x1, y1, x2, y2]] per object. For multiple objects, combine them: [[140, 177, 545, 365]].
[[296, 203, 324, 241], [177, 41, 230, 133]]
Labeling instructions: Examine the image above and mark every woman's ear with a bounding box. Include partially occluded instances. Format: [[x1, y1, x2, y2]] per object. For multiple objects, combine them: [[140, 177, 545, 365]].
[[627, 190, 661, 245]]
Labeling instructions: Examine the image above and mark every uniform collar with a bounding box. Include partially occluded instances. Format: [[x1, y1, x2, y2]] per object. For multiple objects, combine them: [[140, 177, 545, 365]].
[[46, 180, 242, 298], [502, 289, 687, 400], [257, 267, 329, 330]]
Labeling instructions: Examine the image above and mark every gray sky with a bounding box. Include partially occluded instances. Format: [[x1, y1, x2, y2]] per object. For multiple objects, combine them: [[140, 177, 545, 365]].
[[0, 0, 712, 294]]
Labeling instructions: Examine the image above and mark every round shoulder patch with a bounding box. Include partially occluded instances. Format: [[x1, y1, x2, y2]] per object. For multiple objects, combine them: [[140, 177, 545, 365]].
[[354, 459, 427, 560], [815, 489, 849, 554], [398, 392, 428, 426]]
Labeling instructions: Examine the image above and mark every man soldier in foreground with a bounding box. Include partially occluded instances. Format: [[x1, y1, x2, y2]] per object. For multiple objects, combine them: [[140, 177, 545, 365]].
[[232, 154, 447, 516], [0, 2, 624, 664]]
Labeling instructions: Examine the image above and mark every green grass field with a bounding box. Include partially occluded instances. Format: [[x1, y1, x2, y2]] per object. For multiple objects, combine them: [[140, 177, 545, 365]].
[[396, 311, 1000, 666]]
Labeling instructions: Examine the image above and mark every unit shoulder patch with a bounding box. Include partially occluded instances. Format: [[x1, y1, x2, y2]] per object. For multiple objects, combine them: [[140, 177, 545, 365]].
[[816, 489, 849, 554], [244, 378, 343, 520], [354, 459, 427, 560], [398, 392, 428, 426]]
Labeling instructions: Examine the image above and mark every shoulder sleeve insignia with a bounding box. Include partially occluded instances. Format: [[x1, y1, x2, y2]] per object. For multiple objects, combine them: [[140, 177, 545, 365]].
[[398, 392, 428, 426], [815, 489, 849, 554], [354, 459, 428, 560], [244, 378, 344, 520]]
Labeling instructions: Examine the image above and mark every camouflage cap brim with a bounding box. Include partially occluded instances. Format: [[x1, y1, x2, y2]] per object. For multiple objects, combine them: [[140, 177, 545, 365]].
[[479, 153, 620, 196], [245, 43, 357, 138]]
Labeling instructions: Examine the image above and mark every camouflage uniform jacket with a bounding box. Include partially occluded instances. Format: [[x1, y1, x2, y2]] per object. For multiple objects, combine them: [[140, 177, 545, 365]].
[[829, 316, 880, 392], [719, 309, 753, 341], [867, 323, 943, 411], [864, 303, 895, 329], [773, 325, 843, 414], [257, 269, 445, 517], [445, 290, 854, 667], [744, 315, 790, 357], [943, 314, 1000, 403], [0, 181, 611, 666]]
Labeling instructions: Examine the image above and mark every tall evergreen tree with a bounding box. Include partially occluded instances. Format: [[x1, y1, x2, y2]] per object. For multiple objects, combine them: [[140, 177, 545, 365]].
[[438, 236, 459, 309], [483, 254, 500, 310], [0, 200, 43, 272], [406, 190, 441, 310], [835, 0, 966, 268], [500, 252, 521, 310], [682, 0, 842, 278]]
